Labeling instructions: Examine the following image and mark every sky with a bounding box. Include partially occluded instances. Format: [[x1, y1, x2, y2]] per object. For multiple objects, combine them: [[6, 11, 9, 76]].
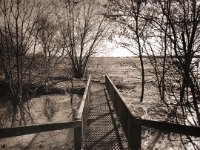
[[97, 41, 134, 57]]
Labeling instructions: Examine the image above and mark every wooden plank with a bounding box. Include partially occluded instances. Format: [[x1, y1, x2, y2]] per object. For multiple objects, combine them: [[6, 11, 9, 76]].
[[128, 113, 141, 150], [74, 126, 82, 150], [105, 74, 131, 113], [76, 74, 91, 120], [0, 121, 81, 139], [133, 118, 200, 137], [120, 99, 129, 138], [75, 74, 92, 149]]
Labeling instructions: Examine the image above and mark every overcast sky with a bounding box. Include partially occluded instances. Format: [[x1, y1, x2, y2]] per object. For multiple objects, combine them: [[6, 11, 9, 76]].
[[96, 40, 134, 57]]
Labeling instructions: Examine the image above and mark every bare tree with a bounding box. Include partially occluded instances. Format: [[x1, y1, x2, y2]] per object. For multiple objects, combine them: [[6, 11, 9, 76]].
[[106, 0, 150, 102], [155, 0, 200, 126], [107, 0, 200, 148], [108, 0, 200, 126], [142, 1, 200, 148], [55, 0, 109, 79], [0, 0, 45, 127], [35, 14, 64, 94]]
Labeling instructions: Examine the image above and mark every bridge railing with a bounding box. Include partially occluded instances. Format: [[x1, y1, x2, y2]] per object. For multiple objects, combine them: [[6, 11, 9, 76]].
[[0, 75, 92, 150], [75, 74, 92, 149], [105, 74, 200, 150]]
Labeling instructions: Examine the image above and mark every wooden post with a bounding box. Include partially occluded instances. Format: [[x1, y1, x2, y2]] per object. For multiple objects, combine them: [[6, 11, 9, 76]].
[[132, 124, 141, 150], [74, 126, 82, 150], [128, 115, 141, 150], [74, 75, 91, 150]]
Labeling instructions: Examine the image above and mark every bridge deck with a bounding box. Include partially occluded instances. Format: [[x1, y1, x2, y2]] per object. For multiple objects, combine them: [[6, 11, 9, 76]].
[[84, 84, 128, 149]]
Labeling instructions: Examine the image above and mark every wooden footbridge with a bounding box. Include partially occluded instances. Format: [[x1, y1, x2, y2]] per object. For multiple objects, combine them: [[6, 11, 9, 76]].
[[1, 74, 200, 150]]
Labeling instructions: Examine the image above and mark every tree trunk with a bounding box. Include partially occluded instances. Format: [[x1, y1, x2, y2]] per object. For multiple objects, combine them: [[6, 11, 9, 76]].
[[139, 53, 145, 102], [73, 66, 84, 79]]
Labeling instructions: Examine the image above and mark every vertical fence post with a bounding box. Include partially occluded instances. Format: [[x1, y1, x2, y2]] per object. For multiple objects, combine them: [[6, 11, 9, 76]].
[[128, 114, 141, 150], [132, 124, 141, 150], [74, 126, 82, 150]]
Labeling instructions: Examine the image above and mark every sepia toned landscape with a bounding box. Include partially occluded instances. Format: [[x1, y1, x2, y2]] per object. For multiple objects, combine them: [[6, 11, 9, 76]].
[[1, 57, 200, 149], [0, 0, 200, 149]]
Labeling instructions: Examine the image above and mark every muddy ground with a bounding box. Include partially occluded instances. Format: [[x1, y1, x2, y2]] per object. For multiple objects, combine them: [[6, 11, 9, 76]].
[[0, 78, 86, 149]]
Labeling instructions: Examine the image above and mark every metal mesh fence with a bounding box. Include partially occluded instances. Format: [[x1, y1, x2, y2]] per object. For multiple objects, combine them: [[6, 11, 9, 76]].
[[84, 88, 128, 150]]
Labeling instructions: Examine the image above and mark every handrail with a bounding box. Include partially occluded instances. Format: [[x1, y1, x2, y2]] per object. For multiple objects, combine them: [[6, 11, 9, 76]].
[[0, 121, 81, 139], [76, 74, 92, 120], [75, 74, 92, 149], [105, 74, 200, 150]]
